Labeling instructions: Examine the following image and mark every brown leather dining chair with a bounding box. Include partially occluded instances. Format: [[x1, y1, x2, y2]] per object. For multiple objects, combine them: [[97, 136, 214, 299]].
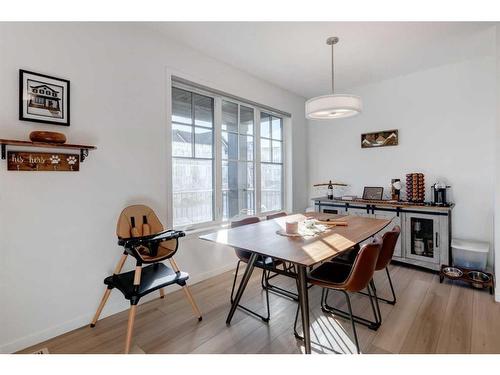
[[90, 205, 202, 353], [328, 225, 401, 305], [364, 225, 400, 305], [293, 239, 382, 354]]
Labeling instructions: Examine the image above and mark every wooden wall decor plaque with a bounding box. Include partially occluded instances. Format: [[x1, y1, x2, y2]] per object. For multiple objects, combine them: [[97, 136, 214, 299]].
[[7, 151, 79, 171]]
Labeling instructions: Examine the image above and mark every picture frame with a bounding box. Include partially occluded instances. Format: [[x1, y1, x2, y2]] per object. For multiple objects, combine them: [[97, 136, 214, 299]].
[[362, 186, 384, 200], [361, 129, 398, 148], [19, 69, 70, 126]]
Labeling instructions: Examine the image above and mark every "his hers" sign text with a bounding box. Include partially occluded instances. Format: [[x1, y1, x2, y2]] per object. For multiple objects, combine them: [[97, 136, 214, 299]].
[[7, 151, 80, 171]]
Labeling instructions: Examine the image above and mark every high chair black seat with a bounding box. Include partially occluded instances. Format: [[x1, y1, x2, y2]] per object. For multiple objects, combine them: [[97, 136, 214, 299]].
[[104, 263, 189, 304]]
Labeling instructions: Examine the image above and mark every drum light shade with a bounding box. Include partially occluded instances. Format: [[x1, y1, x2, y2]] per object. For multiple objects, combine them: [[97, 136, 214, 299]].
[[305, 94, 362, 120], [306, 36, 362, 121]]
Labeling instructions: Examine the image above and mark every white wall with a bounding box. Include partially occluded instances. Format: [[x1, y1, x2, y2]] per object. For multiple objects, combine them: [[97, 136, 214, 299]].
[[308, 36, 496, 266], [0, 23, 309, 353]]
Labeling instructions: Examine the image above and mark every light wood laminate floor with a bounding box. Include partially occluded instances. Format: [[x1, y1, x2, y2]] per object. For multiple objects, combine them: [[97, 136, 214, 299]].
[[19, 263, 500, 354]]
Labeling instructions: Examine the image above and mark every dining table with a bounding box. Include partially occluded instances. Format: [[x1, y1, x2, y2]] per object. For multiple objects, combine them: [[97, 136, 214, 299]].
[[199, 212, 391, 354]]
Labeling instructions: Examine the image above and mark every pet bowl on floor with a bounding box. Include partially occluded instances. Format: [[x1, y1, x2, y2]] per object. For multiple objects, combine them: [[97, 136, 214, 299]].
[[467, 271, 491, 288], [442, 266, 463, 278]]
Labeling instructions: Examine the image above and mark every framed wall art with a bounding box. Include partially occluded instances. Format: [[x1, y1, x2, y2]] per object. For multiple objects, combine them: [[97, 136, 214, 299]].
[[19, 69, 70, 126], [361, 129, 398, 148], [362, 186, 384, 200]]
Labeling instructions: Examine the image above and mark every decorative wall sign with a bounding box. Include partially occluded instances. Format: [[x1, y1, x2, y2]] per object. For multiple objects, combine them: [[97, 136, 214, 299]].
[[7, 151, 79, 171], [19, 70, 70, 126], [361, 129, 398, 148]]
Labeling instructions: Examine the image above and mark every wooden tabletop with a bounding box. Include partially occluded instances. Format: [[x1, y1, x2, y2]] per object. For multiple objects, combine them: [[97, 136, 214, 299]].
[[199, 213, 391, 267]]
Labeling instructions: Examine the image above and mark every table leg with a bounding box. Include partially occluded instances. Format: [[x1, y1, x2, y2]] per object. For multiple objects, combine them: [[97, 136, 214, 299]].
[[226, 252, 258, 325], [297, 265, 311, 354]]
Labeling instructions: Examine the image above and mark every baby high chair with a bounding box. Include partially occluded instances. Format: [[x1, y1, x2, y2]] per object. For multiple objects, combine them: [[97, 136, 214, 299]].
[[90, 204, 202, 353]]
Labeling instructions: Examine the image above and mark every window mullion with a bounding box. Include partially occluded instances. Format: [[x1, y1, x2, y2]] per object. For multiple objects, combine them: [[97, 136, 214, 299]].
[[190, 94, 194, 158], [214, 97, 223, 222], [255, 109, 262, 216]]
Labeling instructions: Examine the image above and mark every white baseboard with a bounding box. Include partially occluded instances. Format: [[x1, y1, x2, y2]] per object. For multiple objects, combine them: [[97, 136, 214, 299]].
[[0, 262, 235, 354], [495, 292, 500, 303]]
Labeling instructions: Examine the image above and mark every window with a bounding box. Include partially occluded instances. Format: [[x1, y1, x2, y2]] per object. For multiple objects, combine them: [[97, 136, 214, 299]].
[[171, 87, 214, 227], [170, 82, 287, 228], [222, 101, 255, 220], [260, 113, 283, 213]]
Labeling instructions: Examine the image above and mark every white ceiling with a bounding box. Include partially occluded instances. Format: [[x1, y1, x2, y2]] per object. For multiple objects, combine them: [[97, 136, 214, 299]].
[[150, 22, 494, 98]]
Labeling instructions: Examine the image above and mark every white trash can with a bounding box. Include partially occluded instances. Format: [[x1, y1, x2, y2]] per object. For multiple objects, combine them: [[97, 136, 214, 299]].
[[451, 238, 489, 271]]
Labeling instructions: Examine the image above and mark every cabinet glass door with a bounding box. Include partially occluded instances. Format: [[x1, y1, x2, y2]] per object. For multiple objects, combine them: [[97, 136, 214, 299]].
[[405, 214, 440, 263]]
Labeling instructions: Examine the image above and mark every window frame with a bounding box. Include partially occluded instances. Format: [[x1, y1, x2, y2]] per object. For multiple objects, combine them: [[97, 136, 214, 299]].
[[169, 81, 286, 231], [171, 87, 216, 228], [259, 112, 285, 214]]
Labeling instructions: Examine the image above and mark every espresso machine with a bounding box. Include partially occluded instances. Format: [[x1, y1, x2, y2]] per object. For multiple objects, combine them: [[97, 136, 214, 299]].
[[431, 182, 451, 206]]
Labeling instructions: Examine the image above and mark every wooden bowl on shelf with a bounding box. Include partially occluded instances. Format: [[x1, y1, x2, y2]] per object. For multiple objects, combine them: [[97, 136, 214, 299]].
[[29, 131, 67, 144]]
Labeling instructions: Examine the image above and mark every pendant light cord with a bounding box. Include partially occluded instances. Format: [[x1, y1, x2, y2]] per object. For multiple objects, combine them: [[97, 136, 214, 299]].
[[331, 41, 335, 94]]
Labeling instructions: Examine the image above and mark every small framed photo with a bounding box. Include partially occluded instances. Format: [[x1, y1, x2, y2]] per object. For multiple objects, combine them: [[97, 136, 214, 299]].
[[363, 187, 384, 200], [19, 69, 70, 126]]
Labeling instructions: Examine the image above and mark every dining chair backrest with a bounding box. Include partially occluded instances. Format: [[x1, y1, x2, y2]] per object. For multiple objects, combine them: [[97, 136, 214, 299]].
[[230, 216, 261, 261], [343, 238, 382, 293], [375, 226, 401, 271], [266, 212, 288, 220], [230, 216, 260, 228]]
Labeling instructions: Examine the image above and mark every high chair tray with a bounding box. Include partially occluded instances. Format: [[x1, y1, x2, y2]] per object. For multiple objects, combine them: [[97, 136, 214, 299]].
[[104, 263, 189, 301]]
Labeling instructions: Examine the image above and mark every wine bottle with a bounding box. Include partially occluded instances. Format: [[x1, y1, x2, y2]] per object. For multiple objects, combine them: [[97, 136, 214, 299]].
[[327, 180, 334, 200]]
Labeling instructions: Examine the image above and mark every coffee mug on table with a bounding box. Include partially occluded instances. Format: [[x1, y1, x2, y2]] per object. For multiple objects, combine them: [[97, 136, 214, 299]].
[[286, 221, 299, 234]]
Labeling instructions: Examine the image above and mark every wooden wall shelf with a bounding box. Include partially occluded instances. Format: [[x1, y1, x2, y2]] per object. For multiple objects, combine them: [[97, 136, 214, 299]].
[[0, 139, 96, 162]]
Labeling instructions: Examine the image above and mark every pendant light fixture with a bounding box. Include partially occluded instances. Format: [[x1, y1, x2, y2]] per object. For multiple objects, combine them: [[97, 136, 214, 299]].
[[305, 37, 362, 120]]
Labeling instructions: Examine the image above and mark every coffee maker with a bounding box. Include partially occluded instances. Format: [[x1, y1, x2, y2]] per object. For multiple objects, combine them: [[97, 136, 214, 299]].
[[431, 182, 451, 206]]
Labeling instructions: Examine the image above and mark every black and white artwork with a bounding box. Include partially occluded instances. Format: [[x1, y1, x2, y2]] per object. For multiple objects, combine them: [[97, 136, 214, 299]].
[[19, 69, 70, 126]]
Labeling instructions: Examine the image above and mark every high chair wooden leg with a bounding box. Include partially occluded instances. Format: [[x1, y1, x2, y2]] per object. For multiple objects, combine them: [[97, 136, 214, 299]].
[[90, 253, 128, 327], [114, 253, 128, 274], [169, 258, 202, 321], [90, 288, 111, 327], [124, 264, 142, 354], [124, 304, 137, 354], [159, 288, 165, 299]]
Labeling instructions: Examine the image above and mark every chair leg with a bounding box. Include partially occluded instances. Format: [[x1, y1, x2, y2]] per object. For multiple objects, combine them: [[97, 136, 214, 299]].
[[367, 281, 382, 327], [90, 253, 128, 327], [262, 267, 299, 301], [159, 288, 165, 299], [322, 288, 380, 330], [124, 304, 137, 354], [263, 270, 271, 321], [358, 267, 397, 305], [343, 291, 360, 354], [90, 288, 112, 327], [385, 267, 397, 305], [372, 280, 382, 324], [169, 258, 202, 321]]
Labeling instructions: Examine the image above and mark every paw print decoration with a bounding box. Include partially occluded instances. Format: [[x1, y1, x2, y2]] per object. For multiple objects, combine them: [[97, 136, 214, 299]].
[[50, 155, 61, 170], [66, 155, 78, 171]]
